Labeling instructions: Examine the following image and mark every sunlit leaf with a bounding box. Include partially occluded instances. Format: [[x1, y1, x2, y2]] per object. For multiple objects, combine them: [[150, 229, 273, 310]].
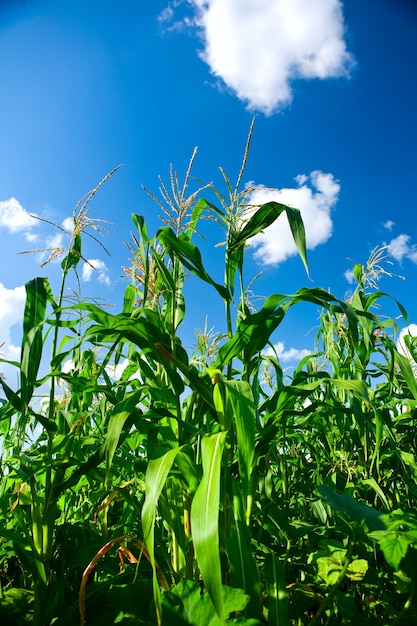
[[191, 432, 227, 624]]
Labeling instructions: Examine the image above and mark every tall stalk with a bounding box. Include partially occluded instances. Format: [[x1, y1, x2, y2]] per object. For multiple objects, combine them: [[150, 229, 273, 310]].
[[21, 168, 119, 626]]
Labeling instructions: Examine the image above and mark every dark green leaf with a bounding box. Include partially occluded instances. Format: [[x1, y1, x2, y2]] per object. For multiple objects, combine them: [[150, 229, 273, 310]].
[[317, 486, 385, 531]]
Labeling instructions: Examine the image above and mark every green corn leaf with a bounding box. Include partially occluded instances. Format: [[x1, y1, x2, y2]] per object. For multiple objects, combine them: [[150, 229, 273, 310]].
[[81, 303, 170, 355], [215, 287, 368, 368], [361, 478, 390, 511], [142, 446, 184, 623], [215, 295, 287, 367], [161, 476, 187, 556], [20, 278, 51, 413], [331, 378, 369, 399], [265, 554, 289, 626], [131, 213, 148, 240], [187, 197, 207, 238], [174, 448, 201, 495], [222, 380, 255, 509], [152, 248, 177, 291], [61, 232, 82, 273], [0, 373, 22, 413], [123, 284, 136, 313], [103, 387, 144, 479], [394, 350, 417, 401], [20, 327, 43, 397], [142, 446, 184, 540], [54, 449, 104, 495], [227, 478, 261, 618], [191, 432, 227, 624], [317, 486, 385, 531], [202, 198, 227, 219], [364, 291, 408, 322], [157, 226, 231, 302], [153, 343, 214, 409], [235, 202, 309, 276], [225, 202, 309, 296], [22, 277, 49, 338], [30, 410, 58, 433]]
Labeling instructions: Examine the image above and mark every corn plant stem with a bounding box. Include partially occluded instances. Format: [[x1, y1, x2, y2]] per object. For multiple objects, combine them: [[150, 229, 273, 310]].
[[45, 265, 68, 502], [309, 539, 355, 626], [225, 294, 233, 338], [172, 258, 182, 439], [225, 243, 234, 380], [33, 263, 70, 626]]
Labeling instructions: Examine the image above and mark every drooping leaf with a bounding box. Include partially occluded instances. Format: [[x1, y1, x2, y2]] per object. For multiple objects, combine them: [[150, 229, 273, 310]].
[[157, 226, 231, 302], [214, 287, 365, 368], [394, 350, 417, 401], [235, 202, 309, 276]]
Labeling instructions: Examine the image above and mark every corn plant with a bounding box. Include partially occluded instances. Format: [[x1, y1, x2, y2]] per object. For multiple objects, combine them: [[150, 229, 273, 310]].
[[1, 129, 417, 626]]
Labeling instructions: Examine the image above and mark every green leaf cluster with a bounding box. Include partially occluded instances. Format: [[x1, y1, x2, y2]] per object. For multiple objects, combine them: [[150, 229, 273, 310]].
[[1, 139, 417, 626]]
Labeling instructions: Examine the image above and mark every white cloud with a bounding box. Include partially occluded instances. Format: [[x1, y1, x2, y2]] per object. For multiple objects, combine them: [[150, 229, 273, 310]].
[[247, 170, 340, 265], [33, 231, 67, 266], [82, 259, 111, 286], [0, 197, 38, 240], [0, 283, 26, 385], [184, 0, 353, 113], [344, 269, 355, 284], [388, 234, 417, 263], [383, 220, 395, 231], [158, 5, 174, 24], [46, 233, 65, 249], [62, 217, 74, 232], [158, 1, 194, 33], [264, 341, 310, 363], [397, 324, 417, 365]]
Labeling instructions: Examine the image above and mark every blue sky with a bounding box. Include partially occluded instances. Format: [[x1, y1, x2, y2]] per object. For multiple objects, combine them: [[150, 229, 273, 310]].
[[1, 0, 417, 382]]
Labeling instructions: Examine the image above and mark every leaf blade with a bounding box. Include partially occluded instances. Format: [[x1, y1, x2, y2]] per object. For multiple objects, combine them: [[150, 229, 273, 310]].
[[191, 432, 227, 624]]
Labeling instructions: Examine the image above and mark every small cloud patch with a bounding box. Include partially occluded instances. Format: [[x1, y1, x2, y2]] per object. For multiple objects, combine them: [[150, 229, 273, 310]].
[[82, 259, 111, 286], [264, 341, 310, 363], [388, 234, 417, 264], [0, 197, 38, 240]]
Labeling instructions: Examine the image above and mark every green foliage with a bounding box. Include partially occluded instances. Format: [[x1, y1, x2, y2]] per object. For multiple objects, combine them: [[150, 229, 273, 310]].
[[1, 137, 417, 626]]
